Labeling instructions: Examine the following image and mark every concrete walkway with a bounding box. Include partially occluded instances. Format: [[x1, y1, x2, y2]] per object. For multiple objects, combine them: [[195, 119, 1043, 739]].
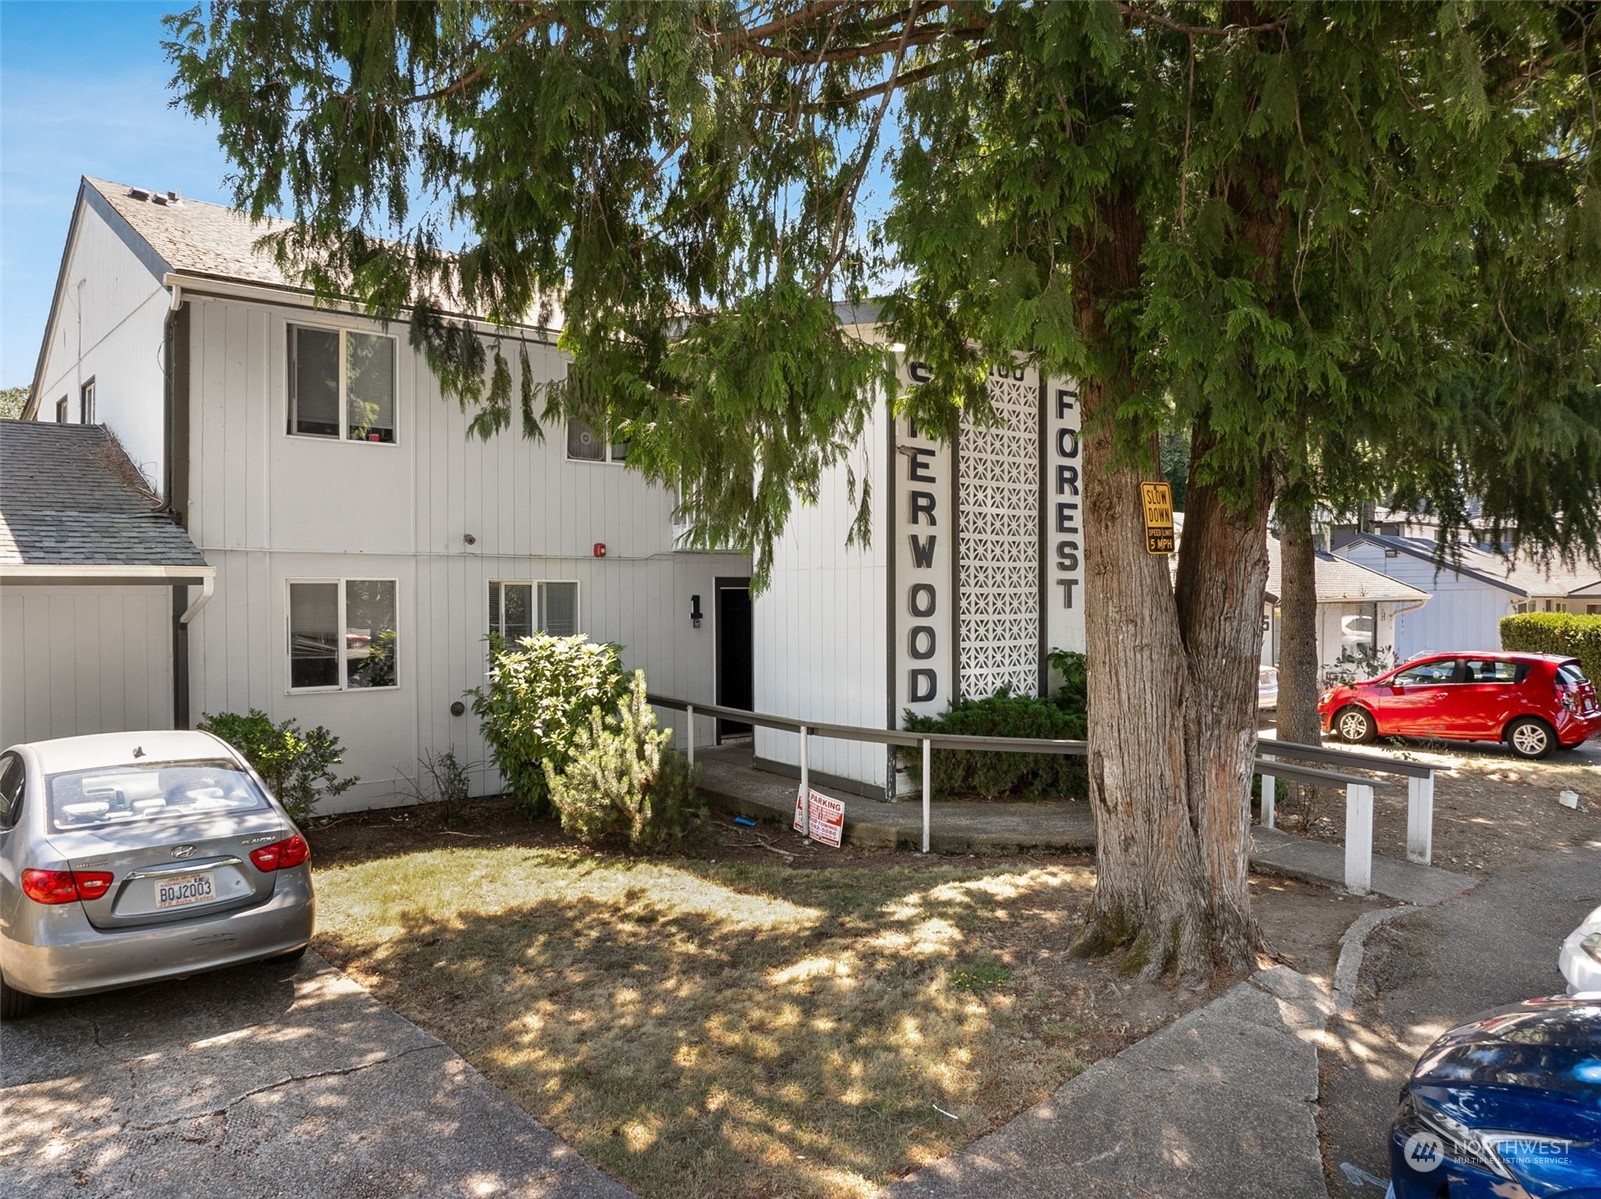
[[1, 952, 633, 1199], [885, 966, 1334, 1199], [696, 746, 1474, 905]]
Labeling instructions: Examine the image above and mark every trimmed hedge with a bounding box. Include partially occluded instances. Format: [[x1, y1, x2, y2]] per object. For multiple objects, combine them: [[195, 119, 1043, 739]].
[[901, 685, 1087, 801], [1500, 612, 1601, 683]]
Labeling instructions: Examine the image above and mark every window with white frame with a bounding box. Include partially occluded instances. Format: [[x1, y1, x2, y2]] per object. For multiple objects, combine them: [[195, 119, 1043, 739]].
[[80, 378, 96, 424], [54, 396, 67, 423], [288, 325, 397, 443], [488, 581, 579, 640], [566, 419, 627, 463], [288, 579, 398, 691]]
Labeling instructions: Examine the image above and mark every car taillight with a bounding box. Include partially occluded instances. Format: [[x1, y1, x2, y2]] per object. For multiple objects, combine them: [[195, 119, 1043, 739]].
[[250, 834, 309, 872], [1558, 684, 1578, 711], [21, 868, 114, 904]]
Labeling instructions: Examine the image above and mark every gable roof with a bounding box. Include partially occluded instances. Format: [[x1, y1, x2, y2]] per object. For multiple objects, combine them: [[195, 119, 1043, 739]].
[[1342, 533, 1601, 599], [82, 176, 303, 291], [24, 177, 561, 421], [1264, 536, 1429, 606], [0, 421, 209, 579], [1169, 514, 1429, 605]]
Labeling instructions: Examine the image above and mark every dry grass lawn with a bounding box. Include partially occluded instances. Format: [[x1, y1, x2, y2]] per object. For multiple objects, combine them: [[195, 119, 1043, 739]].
[[311, 820, 1201, 1199]]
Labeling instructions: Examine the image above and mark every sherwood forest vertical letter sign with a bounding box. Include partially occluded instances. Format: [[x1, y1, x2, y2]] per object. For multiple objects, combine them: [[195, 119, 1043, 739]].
[[1045, 380, 1087, 661], [896, 362, 954, 723]]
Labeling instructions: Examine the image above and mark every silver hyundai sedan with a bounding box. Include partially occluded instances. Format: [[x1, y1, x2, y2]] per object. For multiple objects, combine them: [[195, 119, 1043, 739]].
[[0, 729, 314, 1018]]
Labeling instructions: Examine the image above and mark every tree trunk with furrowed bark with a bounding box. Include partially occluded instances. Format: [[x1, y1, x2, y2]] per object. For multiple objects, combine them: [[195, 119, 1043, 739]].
[[1071, 192, 1272, 979]]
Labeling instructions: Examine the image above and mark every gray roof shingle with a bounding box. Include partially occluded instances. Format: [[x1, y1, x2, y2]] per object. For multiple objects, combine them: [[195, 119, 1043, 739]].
[[1265, 538, 1430, 605], [86, 176, 299, 291], [82, 177, 558, 325], [0, 421, 208, 569]]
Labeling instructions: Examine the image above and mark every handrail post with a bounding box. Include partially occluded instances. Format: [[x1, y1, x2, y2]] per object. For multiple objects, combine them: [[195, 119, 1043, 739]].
[[1407, 772, 1434, 865], [921, 737, 931, 854], [799, 724, 810, 842], [1260, 755, 1275, 829], [1345, 782, 1373, 896], [685, 703, 695, 769]]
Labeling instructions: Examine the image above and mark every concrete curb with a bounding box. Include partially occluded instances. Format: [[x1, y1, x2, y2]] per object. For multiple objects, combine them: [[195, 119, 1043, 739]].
[[1331, 905, 1416, 1016]]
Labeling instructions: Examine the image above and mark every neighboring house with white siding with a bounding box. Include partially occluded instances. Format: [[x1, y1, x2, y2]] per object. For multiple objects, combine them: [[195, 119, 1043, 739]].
[[16, 177, 748, 810], [0, 421, 214, 748], [1335, 533, 1601, 661], [1260, 536, 1430, 675]]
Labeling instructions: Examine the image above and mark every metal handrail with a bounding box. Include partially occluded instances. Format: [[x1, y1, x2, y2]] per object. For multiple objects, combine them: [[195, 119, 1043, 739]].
[[1256, 739, 1437, 868], [648, 695, 1088, 754], [1259, 737, 1434, 778], [648, 692, 1419, 894]]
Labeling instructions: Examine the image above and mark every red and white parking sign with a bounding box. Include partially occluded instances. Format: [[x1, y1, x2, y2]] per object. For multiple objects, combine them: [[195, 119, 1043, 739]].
[[793, 787, 844, 848]]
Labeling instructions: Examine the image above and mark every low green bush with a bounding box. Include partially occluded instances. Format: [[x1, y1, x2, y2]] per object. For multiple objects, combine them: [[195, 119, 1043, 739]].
[[544, 670, 705, 848], [902, 687, 1087, 801], [1501, 612, 1601, 682], [472, 633, 629, 817], [196, 709, 358, 826]]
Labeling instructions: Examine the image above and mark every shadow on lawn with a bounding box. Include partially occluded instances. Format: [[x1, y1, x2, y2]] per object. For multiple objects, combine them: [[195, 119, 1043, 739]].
[[317, 860, 1108, 1199]]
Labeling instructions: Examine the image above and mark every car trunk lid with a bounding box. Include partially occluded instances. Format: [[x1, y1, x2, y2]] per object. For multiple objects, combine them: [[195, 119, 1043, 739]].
[[47, 810, 290, 930]]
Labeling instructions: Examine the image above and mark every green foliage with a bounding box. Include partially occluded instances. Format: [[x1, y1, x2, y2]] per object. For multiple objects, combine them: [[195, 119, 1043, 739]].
[[903, 688, 1087, 801], [1158, 428, 1190, 513], [950, 959, 1014, 991], [472, 634, 629, 817], [197, 708, 357, 826], [0, 386, 27, 420], [543, 671, 705, 849], [1500, 613, 1601, 684], [1046, 649, 1089, 716]]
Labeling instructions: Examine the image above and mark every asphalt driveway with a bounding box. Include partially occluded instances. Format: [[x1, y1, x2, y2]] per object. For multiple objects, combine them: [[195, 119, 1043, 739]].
[[0, 952, 634, 1199], [1318, 835, 1601, 1192]]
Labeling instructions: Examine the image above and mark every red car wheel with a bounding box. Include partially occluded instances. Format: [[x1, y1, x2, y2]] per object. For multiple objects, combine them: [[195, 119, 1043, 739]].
[[1505, 717, 1555, 760], [1335, 706, 1375, 743]]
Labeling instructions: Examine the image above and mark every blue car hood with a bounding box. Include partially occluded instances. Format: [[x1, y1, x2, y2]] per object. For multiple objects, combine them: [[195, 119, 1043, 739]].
[[1410, 996, 1601, 1190]]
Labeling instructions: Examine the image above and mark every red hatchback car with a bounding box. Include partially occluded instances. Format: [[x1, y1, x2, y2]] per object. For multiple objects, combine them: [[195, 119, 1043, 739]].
[[1318, 652, 1601, 759]]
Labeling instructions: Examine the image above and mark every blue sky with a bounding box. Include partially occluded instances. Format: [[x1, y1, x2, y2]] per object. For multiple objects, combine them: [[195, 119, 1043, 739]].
[[0, 3, 902, 390], [0, 1, 237, 387]]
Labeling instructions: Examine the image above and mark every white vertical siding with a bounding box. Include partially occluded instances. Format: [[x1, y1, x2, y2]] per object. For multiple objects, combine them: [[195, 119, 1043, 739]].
[[753, 404, 892, 796], [1, 586, 171, 747], [1335, 542, 1516, 660], [181, 292, 746, 812], [35, 202, 170, 485]]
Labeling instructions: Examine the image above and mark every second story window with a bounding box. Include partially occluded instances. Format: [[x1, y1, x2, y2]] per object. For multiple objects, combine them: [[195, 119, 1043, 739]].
[[80, 379, 96, 424], [288, 325, 396, 443], [54, 396, 67, 423]]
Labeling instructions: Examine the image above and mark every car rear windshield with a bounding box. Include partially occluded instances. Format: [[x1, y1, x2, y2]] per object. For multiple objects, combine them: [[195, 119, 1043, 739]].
[[1558, 661, 1591, 686], [48, 760, 268, 832]]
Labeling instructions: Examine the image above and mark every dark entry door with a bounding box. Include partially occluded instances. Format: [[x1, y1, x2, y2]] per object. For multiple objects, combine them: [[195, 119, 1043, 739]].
[[715, 580, 753, 740]]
